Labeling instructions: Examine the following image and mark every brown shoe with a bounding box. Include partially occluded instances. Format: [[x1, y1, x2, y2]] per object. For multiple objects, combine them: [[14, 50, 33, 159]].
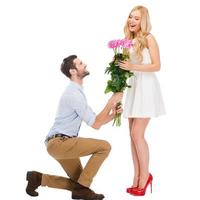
[[26, 171, 42, 196], [72, 183, 104, 200]]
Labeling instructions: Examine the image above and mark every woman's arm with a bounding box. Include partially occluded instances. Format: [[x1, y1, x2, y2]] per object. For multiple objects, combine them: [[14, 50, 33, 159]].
[[119, 34, 161, 72]]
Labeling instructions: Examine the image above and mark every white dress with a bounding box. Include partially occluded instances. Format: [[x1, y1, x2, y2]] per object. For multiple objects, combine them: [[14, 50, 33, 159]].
[[123, 47, 166, 118]]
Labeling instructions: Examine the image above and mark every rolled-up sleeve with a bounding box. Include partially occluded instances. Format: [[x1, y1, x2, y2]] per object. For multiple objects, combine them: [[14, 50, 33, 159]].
[[70, 93, 96, 126]]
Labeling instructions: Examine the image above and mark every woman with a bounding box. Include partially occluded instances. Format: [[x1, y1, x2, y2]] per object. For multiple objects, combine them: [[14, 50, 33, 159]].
[[119, 5, 165, 196]]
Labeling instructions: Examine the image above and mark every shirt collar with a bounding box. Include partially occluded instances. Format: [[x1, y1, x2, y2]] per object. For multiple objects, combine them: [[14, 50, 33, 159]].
[[69, 80, 83, 91]]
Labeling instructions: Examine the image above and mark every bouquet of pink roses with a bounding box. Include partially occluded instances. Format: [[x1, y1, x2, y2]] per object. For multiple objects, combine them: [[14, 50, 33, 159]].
[[105, 39, 134, 126]]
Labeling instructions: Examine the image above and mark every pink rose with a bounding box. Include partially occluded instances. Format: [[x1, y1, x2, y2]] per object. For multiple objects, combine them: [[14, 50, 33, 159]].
[[108, 40, 121, 49], [121, 39, 132, 48]]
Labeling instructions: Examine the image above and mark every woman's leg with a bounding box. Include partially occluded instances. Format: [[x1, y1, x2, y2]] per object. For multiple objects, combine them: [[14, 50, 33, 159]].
[[131, 118, 150, 188], [128, 118, 140, 187]]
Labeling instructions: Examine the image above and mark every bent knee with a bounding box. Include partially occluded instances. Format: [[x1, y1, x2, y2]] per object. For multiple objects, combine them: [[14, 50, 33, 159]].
[[101, 140, 112, 152]]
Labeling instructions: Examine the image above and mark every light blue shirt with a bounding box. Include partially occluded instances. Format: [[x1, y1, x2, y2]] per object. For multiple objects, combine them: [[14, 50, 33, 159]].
[[46, 81, 96, 140]]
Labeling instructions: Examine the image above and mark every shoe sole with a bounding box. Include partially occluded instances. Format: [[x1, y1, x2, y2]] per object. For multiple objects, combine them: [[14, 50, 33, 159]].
[[72, 194, 104, 200], [72, 197, 104, 200]]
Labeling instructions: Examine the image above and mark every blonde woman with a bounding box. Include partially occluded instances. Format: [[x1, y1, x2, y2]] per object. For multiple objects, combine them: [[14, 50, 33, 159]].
[[119, 6, 165, 196]]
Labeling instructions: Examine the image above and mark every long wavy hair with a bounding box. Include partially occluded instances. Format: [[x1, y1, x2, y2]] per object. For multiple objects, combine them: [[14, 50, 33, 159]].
[[124, 6, 152, 62]]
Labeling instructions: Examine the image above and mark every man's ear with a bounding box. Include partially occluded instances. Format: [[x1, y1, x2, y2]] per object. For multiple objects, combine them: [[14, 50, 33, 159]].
[[69, 69, 77, 76]]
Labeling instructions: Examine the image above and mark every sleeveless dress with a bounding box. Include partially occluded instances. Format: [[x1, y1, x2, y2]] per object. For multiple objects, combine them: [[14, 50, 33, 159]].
[[123, 47, 166, 118]]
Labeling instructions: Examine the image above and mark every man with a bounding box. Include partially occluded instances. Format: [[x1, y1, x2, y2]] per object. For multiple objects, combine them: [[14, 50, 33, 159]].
[[26, 55, 123, 200]]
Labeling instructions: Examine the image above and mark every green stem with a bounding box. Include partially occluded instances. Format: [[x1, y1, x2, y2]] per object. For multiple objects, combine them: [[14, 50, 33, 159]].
[[112, 102, 122, 127]]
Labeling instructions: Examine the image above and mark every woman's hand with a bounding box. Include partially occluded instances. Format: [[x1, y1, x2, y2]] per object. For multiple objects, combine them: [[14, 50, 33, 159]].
[[118, 60, 133, 71]]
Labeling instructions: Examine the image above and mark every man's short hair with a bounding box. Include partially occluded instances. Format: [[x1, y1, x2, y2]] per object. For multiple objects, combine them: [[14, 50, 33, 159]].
[[60, 55, 77, 78]]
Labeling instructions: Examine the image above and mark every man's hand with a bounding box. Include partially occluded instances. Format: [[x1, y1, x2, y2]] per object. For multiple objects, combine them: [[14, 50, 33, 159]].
[[115, 104, 123, 114], [110, 104, 123, 117], [108, 92, 123, 108], [92, 92, 123, 130]]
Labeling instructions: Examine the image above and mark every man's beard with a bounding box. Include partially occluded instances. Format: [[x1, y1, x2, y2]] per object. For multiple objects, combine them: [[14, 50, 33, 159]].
[[83, 71, 90, 77], [77, 71, 90, 78]]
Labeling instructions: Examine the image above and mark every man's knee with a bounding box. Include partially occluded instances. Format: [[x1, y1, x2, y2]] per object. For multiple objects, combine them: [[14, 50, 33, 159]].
[[101, 140, 111, 154]]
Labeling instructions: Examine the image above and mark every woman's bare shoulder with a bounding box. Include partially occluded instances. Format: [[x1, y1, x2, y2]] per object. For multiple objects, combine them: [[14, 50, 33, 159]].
[[146, 33, 158, 48]]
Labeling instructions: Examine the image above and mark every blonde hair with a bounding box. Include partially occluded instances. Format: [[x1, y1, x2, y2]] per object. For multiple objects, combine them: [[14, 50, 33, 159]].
[[124, 5, 152, 62]]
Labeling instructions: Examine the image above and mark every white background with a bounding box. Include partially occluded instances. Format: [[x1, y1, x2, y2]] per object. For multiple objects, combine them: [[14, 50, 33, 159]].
[[1, 0, 200, 199]]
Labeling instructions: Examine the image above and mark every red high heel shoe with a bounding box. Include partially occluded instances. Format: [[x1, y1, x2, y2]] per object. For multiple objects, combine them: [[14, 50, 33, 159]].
[[129, 173, 153, 196], [126, 186, 138, 193]]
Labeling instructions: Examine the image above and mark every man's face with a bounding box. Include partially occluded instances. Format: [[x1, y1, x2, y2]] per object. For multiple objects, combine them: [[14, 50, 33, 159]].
[[73, 58, 90, 78]]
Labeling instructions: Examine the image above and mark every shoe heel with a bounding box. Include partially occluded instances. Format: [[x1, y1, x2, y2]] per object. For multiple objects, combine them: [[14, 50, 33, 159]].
[[150, 181, 152, 193]]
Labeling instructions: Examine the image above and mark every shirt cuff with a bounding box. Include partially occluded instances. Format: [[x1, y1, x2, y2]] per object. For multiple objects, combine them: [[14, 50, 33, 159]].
[[87, 114, 96, 126]]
